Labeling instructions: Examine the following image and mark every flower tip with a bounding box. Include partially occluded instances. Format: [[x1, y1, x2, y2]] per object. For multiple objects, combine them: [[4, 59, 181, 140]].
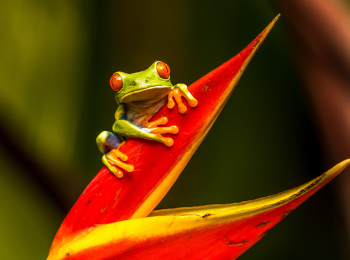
[[335, 158, 350, 173], [262, 14, 280, 38], [274, 13, 281, 21]]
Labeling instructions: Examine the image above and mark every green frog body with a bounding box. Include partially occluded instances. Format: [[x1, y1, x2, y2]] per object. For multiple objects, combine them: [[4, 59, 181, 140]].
[[96, 61, 198, 178]]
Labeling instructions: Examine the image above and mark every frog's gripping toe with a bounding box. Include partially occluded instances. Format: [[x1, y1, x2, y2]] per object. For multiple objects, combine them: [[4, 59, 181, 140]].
[[150, 125, 179, 135], [163, 137, 174, 147], [168, 87, 198, 114], [103, 149, 134, 178], [187, 98, 198, 108], [145, 116, 168, 128]]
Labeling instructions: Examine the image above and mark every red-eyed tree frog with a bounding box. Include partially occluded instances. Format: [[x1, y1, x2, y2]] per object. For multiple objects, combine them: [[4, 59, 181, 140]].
[[96, 61, 198, 178]]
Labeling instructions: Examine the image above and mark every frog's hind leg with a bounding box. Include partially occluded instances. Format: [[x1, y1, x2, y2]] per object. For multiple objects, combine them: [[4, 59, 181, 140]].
[[103, 148, 134, 178], [96, 131, 121, 154], [96, 131, 134, 178]]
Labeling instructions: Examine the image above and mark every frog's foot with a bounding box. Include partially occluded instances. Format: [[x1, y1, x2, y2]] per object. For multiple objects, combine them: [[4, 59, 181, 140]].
[[102, 143, 134, 178], [144, 117, 179, 147], [167, 85, 198, 114]]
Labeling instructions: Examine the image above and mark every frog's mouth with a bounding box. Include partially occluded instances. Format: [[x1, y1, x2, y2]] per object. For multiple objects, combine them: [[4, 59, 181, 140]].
[[120, 86, 172, 108]]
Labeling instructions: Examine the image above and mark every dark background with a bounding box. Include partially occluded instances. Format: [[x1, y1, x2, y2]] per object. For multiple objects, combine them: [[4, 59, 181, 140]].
[[1, 0, 349, 259]]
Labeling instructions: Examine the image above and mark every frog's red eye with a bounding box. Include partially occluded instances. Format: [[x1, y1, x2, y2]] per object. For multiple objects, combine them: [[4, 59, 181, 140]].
[[110, 73, 123, 92], [156, 62, 170, 79]]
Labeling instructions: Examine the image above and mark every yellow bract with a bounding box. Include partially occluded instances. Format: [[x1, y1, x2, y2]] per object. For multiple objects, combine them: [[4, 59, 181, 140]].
[[47, 159, 350, 260]]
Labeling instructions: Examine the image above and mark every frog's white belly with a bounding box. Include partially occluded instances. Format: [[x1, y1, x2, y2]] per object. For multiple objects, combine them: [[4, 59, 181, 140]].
[[126, 96, 167, 126]]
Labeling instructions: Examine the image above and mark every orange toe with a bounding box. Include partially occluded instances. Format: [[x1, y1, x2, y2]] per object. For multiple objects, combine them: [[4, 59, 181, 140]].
[[169, 126, 179, 134], [163, 138, 174, 147]]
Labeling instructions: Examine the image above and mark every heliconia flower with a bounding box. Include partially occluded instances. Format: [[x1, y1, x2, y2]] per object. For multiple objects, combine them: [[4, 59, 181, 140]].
[[47, 14, 350, 260]]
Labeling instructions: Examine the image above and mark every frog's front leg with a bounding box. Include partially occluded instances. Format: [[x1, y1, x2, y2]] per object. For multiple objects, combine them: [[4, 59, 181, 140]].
[[114, 104, 178, 146], [96, 131, 134, 178], [168, 83, 198, 114], [113, 117, 179, 147]]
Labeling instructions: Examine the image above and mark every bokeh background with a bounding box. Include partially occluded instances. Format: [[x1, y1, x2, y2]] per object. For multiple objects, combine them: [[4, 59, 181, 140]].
[[1, 0, 350, 259]]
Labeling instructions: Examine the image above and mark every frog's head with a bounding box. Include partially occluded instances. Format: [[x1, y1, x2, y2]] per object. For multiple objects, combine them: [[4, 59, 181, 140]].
[[110, 61, 173, 107]]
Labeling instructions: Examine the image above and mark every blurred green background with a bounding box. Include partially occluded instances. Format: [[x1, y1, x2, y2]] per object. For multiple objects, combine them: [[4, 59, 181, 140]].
[[1, 0, 349, 259]]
